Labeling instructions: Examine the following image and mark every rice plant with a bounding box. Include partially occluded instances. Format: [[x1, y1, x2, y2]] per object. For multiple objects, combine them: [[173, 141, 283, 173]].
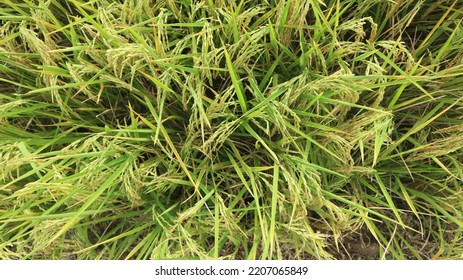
[[1, 0, 462, 259]]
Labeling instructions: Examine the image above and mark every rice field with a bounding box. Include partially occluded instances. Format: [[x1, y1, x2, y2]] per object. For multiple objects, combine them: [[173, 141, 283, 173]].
[[1, 0, 463, 259]]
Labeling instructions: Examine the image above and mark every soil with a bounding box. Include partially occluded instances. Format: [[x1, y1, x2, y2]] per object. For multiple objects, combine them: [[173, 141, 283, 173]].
[[325, 210, 458, 260]]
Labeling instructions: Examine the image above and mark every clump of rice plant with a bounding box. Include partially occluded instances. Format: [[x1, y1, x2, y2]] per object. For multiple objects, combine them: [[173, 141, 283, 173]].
[[1, 0, 462, 259]]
